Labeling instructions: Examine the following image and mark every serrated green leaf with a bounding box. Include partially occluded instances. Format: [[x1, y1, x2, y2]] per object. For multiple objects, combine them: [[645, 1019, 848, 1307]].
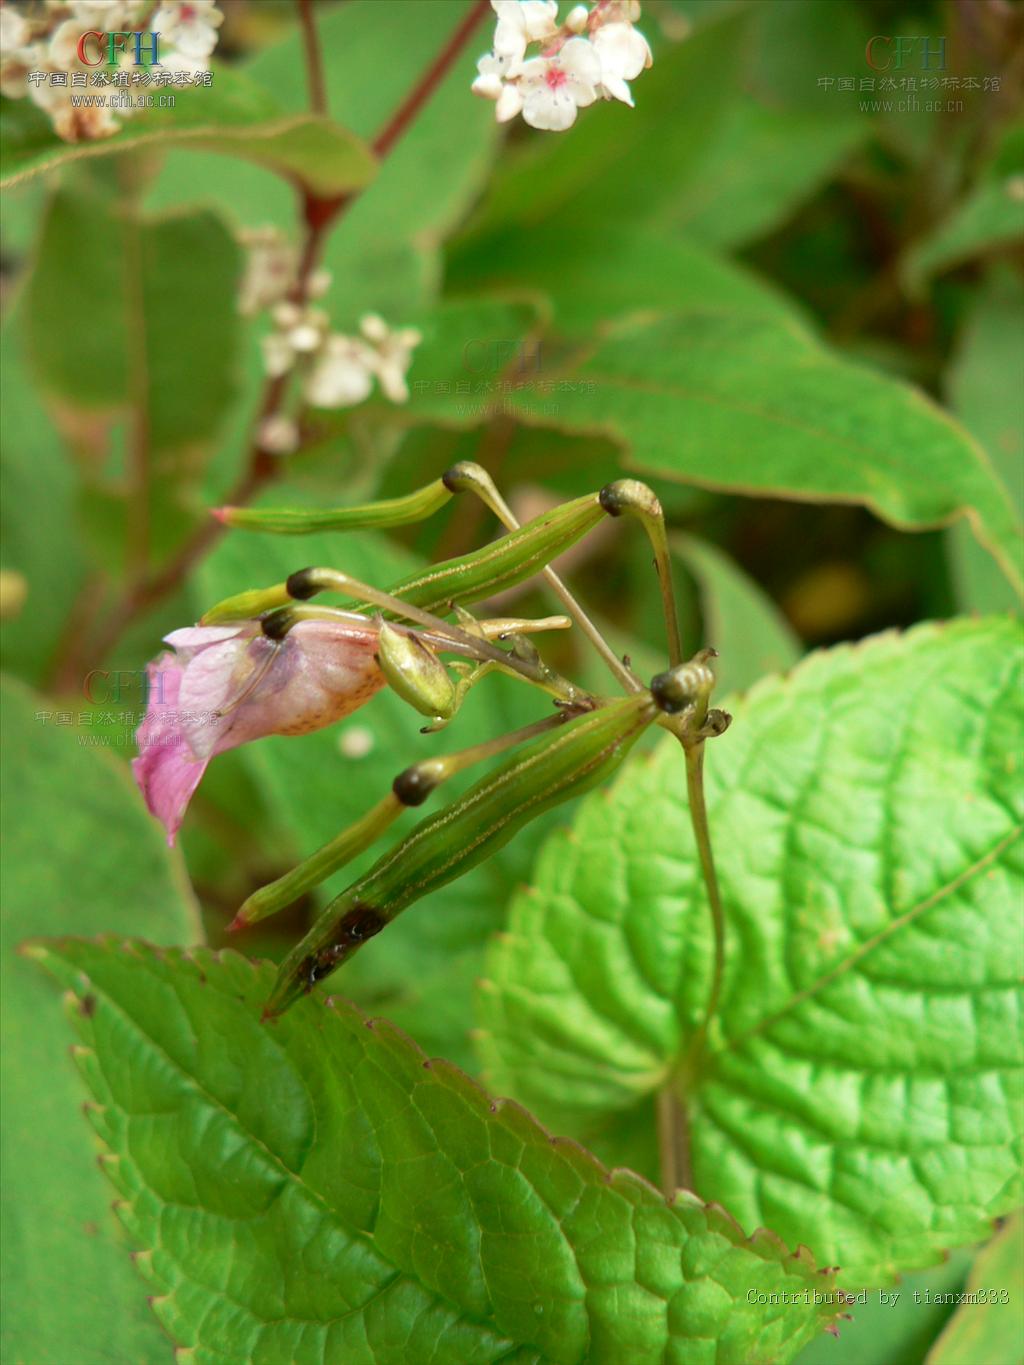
[[792, 1249, 973, 1365], [0, 68, 375, 196], [926, 1214, 1023, 1365], [477, 618, 1024, 1287], [35, 937, 840, 1365], [1, 676, 199, 1364], [409, 310, 1023, 599]]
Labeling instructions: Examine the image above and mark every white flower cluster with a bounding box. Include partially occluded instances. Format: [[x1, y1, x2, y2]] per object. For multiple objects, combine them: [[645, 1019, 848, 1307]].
[[472, 0, 651, 132], [239, 229, 421, 454], [0, 0, 223, 143]]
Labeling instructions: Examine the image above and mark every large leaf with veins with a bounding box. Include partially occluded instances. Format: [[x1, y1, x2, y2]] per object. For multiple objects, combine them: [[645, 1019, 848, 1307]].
[[477, 618, 1024, 1287], [34, 940, 839, 1364]]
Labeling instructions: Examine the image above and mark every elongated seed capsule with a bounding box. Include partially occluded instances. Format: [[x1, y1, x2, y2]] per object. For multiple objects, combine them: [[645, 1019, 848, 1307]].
[[202, 494, 604, 625], [263, 692, 657, 1017], [213, 478, 452, 534], [233, 714, 568, 929], [293, 493, 606, 616], [232, 792, 402, 931]]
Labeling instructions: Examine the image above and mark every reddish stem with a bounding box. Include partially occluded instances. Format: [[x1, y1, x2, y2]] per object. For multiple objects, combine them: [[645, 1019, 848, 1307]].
[[62, 0, 491, 682], [373, 0, 490, 158], [296, 0, 328, 118]]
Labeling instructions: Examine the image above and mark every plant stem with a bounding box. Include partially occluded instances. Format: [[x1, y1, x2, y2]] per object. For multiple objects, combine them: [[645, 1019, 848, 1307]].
[[296, 0, 327, 118], [60, 0, 490, 681], [656, 678, 728, 1197], [684, 739, 726, 1049], [656, 1088, 692, 1199], [372, 0, 490, 158]]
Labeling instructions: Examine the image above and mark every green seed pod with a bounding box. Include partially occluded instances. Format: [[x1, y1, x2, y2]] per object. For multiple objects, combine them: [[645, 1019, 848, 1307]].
[[213, 477, 452, 535], [376, 621, 457, 719], [264, 691, 657, 1016]]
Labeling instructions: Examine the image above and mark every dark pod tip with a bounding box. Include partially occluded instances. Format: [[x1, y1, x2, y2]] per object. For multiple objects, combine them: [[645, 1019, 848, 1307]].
[[286, 568, 320, 601], [392, 763, 439, 807], [599, 479, 662, 520], [260, 609, 294, 641], [650, 669, 685, 713], [442, 461, 482, 494], [599, 483, 627, 517]]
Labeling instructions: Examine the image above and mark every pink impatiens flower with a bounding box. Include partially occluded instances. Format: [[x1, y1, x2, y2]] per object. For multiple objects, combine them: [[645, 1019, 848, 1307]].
[[132, 619, 385, 845]]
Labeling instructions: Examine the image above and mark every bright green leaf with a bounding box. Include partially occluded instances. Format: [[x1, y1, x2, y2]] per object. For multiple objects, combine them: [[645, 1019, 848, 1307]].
[[793, 1250, 973, 1365], [35, 937, 841, 1365], [0, 68, 375, 196], [477, 618, 1024, 1287], [926, 1215, 1023, 1365], [1, 676, 200, 1364]]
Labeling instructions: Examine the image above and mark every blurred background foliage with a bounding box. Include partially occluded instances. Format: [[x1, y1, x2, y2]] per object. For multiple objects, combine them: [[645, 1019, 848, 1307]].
[[1, 1, 1021, 1361]]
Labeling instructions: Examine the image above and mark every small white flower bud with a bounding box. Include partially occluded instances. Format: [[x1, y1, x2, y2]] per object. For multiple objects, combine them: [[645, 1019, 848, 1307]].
[[289, 322, 322, 352], [257, 414, 300, 456], [359, 312, 389, 344], [495, 81, 524, 123], [306, 268, 332, 299], [566, 5, 590, 34], [472, 71, 504, 101], [260, 332, 295, 378], [272, 301, 301, 329]]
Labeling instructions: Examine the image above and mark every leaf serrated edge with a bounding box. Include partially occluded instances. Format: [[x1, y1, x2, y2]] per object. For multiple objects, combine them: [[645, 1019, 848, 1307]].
[[32, 934, 844, 1347]]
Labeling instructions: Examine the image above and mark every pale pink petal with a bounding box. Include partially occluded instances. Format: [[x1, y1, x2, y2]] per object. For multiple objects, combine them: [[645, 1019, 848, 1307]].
[[133, 618, 387, 843], [131, 656, 208, 846], [131, 742, 209, 848], [164, 624, 245, 650]]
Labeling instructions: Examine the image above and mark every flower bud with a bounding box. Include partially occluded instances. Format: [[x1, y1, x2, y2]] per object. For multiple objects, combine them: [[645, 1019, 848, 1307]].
[[566, 5, 590, 34], [376, 622, 456, 719]]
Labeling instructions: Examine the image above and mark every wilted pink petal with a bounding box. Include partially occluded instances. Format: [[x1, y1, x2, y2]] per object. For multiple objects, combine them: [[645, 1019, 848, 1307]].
[[132, 619, 385, 845], [131, 654, 210, 847]]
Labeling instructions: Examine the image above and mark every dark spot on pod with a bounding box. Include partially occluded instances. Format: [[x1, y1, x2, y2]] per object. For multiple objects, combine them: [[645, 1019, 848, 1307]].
[[441, 462, 477, 493], [650, 669, 686, 713], [302, 905, 386, 991], [598, 483, 628, 517], [260, 609, 293, 641], [339, 905, 386, 943], [79, 993, 97, 1018], [393, 764, 438, 807], [286, 568, 320, 601]]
